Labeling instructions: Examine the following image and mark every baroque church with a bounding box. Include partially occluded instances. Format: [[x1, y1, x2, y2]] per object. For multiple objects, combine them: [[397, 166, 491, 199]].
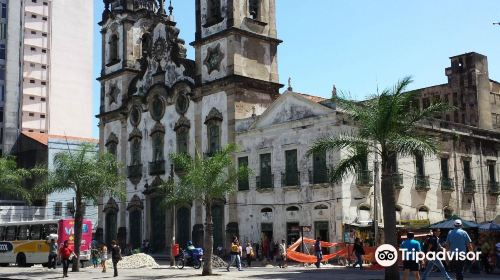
[[97, 0, 283, 252], [97, 0, 500, 254]]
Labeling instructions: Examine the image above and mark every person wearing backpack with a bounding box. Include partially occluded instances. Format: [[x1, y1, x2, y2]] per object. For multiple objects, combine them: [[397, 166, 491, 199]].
[[226, 241, 242, 271], [352, 238, 365, 269], [111, 240, 122, 277], [421, 229, 452, 280]]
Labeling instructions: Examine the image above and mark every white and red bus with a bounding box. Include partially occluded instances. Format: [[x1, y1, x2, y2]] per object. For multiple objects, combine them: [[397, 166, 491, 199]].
[[0, 219, 92, 267]]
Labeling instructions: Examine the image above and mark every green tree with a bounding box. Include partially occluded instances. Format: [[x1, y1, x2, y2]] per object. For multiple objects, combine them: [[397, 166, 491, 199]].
[[0, 156, 32, 203], [35, 143, 124, 272], [162, 144, 249, 276], [308, 77, 452, 280]]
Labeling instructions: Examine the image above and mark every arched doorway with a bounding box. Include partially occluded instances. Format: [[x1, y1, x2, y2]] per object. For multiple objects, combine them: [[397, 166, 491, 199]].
[[105, 211, 117, 246], [177, 207, 191, 249], [129, 210, 142, 250], [212, 204, 224, 248], [150, 196, 166, 253]]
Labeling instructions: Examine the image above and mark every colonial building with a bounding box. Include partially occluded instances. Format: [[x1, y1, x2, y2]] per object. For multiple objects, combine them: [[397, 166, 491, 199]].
[[97, 0, 500, 253]]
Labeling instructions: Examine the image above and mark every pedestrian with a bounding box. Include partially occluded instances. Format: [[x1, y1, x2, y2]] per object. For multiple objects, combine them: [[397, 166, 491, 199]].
[[400, 232, 421, 280], [245, 242, 254, 267], [278, 239, 287, 268], [254, 241, 260, 260], [59, 240, 75, 278], [262, 238, 269, 261], [495, 237, 500, 271], [314, 237, 322, 268], [226, 240, 242, 271], [421, 229, 452, 280], [352, 238, 364, 269], [47, 239, 57, 269], [111, 240, 122, 277], [91, 245, 100, 268], [479, 237, 492, 274], [446, 220, 472, 280], [100, 243, 108, 273]]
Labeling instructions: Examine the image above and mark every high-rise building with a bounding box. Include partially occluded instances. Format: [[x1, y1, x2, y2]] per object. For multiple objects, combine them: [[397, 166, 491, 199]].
[[1, 0, 93, 156]]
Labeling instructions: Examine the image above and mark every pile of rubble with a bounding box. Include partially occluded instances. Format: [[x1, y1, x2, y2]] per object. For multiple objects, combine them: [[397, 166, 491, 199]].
[[210, 255, 228, 268], [105, 253, 160, 269]]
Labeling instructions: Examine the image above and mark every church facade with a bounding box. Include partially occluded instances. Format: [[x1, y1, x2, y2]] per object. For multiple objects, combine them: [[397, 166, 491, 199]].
[[97, 0, 500, 254]]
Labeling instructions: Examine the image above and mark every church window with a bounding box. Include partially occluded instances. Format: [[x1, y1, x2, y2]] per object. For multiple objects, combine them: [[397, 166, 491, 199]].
[[131, 138, 142, 166], [176, 129, 189, 154], [259, 153, 273, 189], [141, 33, 151, 58], [150, 95, 164, 121], [207, 123, 220, 155], [284, 149, 298, 186], [107, 142, 117, 157], [109, 34, 119, 63], [249, 0, 260, 20], [238, 156, 249, 191], [151, 132, 164, 162], [206, 0, 222, 25], [130, 106, 141, 126]]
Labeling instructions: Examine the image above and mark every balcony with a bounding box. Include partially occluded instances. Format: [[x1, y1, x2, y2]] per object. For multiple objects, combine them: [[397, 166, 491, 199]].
[[440, 178, 454, 192], [356, 170, 373, 192], [463, 179, 476, 194], [308, 168, 330, 185], [488, 181, 500, 195], [282, 171, 300, 187], [389, 173, 404, 190], [256, 174, 274, 190], [414, 175, 430, 191], [127, 164, 143, 179], [148, 160, 165, 176]]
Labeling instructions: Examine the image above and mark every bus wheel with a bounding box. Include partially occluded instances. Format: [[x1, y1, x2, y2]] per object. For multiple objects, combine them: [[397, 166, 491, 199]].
[[16, 253, 27, 267]]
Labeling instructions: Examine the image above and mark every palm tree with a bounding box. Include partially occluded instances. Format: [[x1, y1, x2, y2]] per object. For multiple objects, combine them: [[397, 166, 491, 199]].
[[0, 156, 32, 203], [162, 144, 248, 276], [308, 77, 452, 280], [35, 143, 125, 272]]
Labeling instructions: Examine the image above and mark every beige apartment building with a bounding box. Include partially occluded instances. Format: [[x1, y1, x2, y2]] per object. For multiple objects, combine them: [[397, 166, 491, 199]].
[[1, 0, 93, 156]]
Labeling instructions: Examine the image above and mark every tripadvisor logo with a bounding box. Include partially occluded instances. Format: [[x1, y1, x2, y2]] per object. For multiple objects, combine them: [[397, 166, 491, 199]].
[[0, 242, 13, 252], [374, 243, 481, 267]]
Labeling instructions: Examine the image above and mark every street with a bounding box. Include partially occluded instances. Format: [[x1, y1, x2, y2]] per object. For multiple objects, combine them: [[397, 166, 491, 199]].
[[0, 264, 499, 280]]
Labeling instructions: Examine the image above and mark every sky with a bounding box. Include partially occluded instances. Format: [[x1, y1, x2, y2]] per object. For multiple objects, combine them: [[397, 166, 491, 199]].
[[92, 0, 500, 137]]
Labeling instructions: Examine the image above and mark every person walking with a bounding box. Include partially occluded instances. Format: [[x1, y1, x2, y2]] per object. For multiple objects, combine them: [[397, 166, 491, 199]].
[[100, 243, 108, 273], [227, 240, 242, 271], [245, 242, 254, 267], [446, 220, 472, 280], [91, 245, 100, 268], [278, 239, 287, 268], [421, 229, 452, 280], [352, 238, 365, 269], [111, 240, 122, 277], [47, 239, 57, 269], [314, 237, 323, 268], [59, 240, 75, 278], [400, 232, 422, 280]]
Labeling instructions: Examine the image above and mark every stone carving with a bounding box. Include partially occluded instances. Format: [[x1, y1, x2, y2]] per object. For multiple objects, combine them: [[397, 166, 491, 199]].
[[174, 115, 191, 132], [130, 106, 142, 126], [204, 43, 224, 74], [152, 37, 170, 62], [133, 0, 158, 12], [205, 107, 223, 124], [103, 197, 119, 213], [127, 195, 144, 211], [108, 84, 119, 105]]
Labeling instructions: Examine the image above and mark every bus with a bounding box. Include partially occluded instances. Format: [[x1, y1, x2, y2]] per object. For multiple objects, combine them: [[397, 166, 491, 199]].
[[0, 219, 92, 267]]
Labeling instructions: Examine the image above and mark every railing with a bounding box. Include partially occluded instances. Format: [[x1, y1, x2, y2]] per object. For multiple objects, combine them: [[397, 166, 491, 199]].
[[390, 173, 404, 190], [356, 170, 373, 186], [463, 179, 476, 194], [440, 177, 454, 192], [149, 160, 165, 175], [415, 175, 430, 191], [488, 181, 500, 195], [308, 168, 329, 185], [282, 171, 300, 187], [256, 174, 274, 190], [238, 176, 250, 191], [127, 164, 143, 179]]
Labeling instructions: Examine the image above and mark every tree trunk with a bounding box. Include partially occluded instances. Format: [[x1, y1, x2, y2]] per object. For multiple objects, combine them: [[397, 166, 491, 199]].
[[202, 201, 213, 276], [380, 158, 399, 280], [72, 191, 83, 272]]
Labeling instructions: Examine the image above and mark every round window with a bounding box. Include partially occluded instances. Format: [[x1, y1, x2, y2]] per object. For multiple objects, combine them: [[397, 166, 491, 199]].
[[150, 95, 165, 121], [130, 106, 141, 126], [175, 93, 189, 115]]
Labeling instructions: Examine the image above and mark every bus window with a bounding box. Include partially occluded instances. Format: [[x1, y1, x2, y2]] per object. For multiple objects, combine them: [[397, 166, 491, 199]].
[[17, 225, 30, 240], [5, 226, 16, 241], [30, 224, 42, 240], [0, 226, 5, 241], [44, 223, 58, 236]]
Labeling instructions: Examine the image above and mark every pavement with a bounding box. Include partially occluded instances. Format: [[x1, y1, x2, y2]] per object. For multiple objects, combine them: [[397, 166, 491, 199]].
[[1, 264, 500, 280]]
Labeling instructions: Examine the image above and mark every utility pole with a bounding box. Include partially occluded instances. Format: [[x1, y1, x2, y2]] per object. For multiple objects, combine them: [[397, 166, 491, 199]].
[[373, 151, 379, 246]]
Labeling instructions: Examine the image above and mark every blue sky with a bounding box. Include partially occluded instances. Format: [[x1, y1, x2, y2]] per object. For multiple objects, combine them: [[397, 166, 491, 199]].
[[92, 0, 500, 137]]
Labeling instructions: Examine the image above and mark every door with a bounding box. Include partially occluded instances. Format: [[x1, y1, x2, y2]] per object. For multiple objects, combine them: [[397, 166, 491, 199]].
[[261, 223, 273, 259], [315, 221, 329, 254], [105, 212, 117, 246], [212, 205, 224, 249], [286, 222, 300, 246], [177, 207, 191, 249], [129, 210, 142, 250], [150, 196, 166, 253]]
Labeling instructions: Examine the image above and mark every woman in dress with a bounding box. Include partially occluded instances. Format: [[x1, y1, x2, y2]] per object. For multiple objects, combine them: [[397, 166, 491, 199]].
[[100, 244, 108, 273]]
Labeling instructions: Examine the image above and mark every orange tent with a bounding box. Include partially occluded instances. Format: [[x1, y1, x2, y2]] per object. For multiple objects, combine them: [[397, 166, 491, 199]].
[[286, 237, 345, 263]]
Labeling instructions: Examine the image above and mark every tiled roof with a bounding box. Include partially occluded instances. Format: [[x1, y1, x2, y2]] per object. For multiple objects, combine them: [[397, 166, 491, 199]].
[[295, 92, 327, 103], [21, 131, 98, 146]]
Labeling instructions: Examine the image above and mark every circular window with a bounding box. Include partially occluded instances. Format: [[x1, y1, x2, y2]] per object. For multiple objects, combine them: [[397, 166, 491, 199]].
[[175, 93, 189, 115], [130, 106, 141, 126], [150, 95, 165, 121]]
